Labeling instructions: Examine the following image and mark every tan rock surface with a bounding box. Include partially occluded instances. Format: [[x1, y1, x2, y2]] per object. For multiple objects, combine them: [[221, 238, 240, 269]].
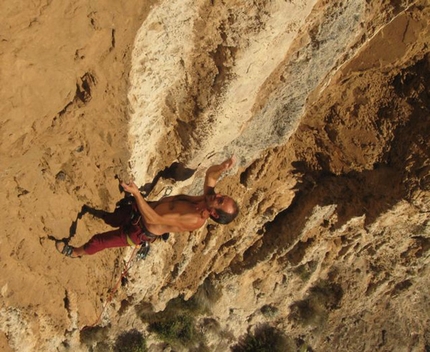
[[0, 0, 429, 351]]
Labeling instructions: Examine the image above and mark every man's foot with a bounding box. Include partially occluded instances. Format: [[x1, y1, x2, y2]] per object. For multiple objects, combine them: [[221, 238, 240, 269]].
[[55, 241, 80, 258]]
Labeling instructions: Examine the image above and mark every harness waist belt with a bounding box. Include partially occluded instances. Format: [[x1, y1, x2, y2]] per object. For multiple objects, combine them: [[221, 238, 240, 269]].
[[126, 235, 137, 246]]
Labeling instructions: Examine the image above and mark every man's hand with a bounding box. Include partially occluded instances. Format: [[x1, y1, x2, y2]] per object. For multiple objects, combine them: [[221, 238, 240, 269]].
[[204, 156, 236, 194], [121, 181, 140, 196], [219, 156, 236, 172], [207, 156, 236, 177]]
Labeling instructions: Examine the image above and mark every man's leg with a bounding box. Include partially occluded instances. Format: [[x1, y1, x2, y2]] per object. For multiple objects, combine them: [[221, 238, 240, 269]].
[[56, 228, 129, 257], [82, 228, 130, 255], [81, 204, 132, 228], [101, 205, 133, 228]]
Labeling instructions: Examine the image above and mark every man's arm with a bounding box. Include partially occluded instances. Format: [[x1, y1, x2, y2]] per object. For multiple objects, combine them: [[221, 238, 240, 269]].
[[204, 156, 235, 195], [121, 181, 165, 225]]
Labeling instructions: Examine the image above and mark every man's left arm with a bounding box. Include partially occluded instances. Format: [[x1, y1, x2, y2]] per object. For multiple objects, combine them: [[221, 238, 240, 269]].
[[203, 156, 235, 195]]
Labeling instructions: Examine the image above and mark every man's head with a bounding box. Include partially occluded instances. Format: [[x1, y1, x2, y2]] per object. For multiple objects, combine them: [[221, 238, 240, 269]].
[[206, 194, 239, 224]]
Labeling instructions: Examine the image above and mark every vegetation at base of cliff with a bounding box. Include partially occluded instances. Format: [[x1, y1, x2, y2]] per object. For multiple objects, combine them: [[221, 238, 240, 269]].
[[288, 279, 343, 327], [231, 324, 295, 352], [80, 328, 147, 352], [137, 278, 221, 348], [148, 313, 196, 346], [80, 325, 110, 346], [113, 330, 147, 352], [141, 296, 204, 347]]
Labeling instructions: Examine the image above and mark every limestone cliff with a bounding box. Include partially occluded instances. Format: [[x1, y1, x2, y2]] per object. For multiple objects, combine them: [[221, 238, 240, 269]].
[[0, 0, 428, 351]]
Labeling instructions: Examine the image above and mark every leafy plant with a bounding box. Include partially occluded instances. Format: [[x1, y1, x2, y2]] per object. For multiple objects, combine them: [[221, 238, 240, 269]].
[[139, 278, 221, 348], [260, 304, 279, 318], [114, 329, 147, 352], [293, 260, 317, 282], [80, 326, 109, 346], [148, 314, 195, 346], [231, 324, 294, 352], [288, 279, 343, 327]]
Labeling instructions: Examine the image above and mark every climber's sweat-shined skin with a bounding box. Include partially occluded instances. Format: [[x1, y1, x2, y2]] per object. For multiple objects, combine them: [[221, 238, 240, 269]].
[[56, 157, 239, 257]]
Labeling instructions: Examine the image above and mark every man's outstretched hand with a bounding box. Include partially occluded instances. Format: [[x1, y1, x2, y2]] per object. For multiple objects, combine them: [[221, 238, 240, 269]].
[[121, 180, 140, 196], [219, 156, 236, 171], [207, 156, 236, 176], [205, 156, 236, 192]]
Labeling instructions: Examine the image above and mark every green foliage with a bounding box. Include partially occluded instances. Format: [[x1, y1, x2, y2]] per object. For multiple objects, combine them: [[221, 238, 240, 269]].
[[114, 329, 147, 352], [148, 314, 195, 346], [93, 341, 111, 352], [80, 326, 110, 346], [293, 261, 317, 282], [260, 304, 279, 318], [288, 279, 343, 327], [140, 296, 203, 347], [231, 324, 294, 352], [139, 278, 222, 348]]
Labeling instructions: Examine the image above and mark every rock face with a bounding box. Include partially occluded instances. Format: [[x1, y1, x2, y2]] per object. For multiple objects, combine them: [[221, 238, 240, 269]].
[[0, 0, 429, 351]]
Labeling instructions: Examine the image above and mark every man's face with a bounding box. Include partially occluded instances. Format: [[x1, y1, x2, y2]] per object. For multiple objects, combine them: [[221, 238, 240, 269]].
[[206, 194, 235, 215]]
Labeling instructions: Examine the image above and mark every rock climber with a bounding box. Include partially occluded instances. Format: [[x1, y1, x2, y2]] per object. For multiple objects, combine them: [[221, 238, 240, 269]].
[[55, 157, 239, 257]]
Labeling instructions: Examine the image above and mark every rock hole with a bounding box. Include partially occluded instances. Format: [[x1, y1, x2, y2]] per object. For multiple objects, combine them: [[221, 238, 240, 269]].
[[142, 162, 196, 195], [63, 290, 72, 319]]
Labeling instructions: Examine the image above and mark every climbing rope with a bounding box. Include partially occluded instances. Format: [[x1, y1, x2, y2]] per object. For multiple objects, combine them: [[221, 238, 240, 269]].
[[84, 244, 140, 329]]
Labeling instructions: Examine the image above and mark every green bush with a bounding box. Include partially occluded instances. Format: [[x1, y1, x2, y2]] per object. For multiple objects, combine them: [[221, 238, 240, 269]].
[[293, 261, 317, 282], [148, 314, 195, 346], [231, 324, 294, 352], [114, 329, 147, 352], [260, 304, 279, 318], [288, 279, 343, 327], [80, 326, 110, 346], [139, 279, 221, 348]]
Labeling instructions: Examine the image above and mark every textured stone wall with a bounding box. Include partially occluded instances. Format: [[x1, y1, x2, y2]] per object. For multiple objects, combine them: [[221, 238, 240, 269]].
[[0, 0, 428, 351]]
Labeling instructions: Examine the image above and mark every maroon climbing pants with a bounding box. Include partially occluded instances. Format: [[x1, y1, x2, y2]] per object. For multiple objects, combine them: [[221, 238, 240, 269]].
[[83, 204, 155, 255]]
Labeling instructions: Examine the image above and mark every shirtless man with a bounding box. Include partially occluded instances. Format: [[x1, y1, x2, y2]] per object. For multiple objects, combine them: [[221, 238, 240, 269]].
[[56, 157, 239, 257]]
